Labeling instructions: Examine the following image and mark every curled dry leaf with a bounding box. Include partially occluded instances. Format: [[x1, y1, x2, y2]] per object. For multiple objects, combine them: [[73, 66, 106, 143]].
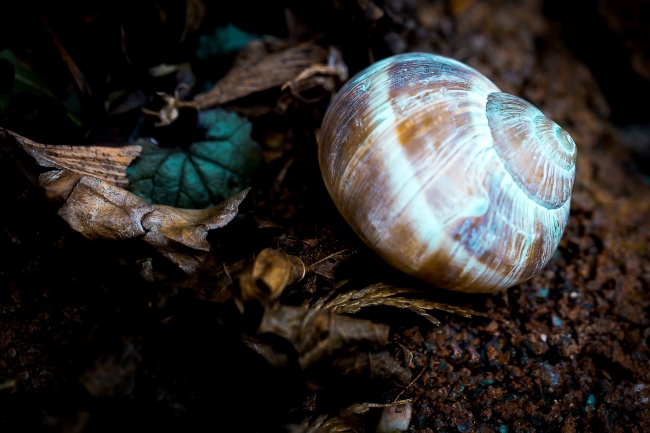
[[258, 304, 389, 371], [192, 42, 328, 109], [41, 170, 249, 273], [2, 128, 251, 273], [211, 240, 353, 303], [239, 247, 306, 301], [1, 128, 141, 187], [280, 46, 349, 103], [150, 42, 341, 125]]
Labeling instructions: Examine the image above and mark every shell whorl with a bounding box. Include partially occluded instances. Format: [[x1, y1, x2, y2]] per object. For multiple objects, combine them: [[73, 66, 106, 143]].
[[318, 52, 576, 293], [487, 92, 576, 209]]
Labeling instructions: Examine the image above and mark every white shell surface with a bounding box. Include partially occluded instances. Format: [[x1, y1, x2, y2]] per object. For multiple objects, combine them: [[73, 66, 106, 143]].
[[318, 52, 576, 293], [375, 401, 413, 433]]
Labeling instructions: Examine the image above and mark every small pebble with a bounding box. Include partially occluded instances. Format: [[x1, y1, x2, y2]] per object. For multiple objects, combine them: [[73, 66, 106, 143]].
[[376, 401, 413, 433]]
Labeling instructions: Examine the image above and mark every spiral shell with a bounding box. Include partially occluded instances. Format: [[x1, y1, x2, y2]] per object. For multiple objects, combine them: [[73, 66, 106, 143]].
[[318, 52, 576, 293]]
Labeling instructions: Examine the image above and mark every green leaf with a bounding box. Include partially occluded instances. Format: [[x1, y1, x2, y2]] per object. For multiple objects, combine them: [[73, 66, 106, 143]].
[[196, 24, 258, 60], [127, 108, 261, 209], [0, 49, 58, 106], [0, 59, 13, 107], [0, 49, 83, 125]]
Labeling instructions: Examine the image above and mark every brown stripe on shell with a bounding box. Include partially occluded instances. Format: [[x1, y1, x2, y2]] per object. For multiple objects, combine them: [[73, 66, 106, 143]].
[[413, 161, 565, 292]]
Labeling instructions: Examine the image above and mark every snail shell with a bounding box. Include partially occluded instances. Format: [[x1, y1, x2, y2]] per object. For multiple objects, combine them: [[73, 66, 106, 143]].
[[318, 52, 576, 293]]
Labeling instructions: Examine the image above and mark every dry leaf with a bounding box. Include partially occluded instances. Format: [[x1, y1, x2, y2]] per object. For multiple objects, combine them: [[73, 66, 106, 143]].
[[2, 128, 250, 274], [191, 42, 328, 109], [306, 249, 354, 280], [258, 304, 389, 370], [330, 350, 411, 386], [200, 258, 249, 303], [39, 170, 249, 273], [241, 334, 290, 369], [1, 128, 141, 187], [278, 234, 355, 282], [148, 42, 339, 125], [280, 46, 349, 103], [239, 247, 306, 301]]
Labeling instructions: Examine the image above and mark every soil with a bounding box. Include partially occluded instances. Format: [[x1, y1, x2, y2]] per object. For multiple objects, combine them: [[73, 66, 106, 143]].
[[1, 1, 649, 432]]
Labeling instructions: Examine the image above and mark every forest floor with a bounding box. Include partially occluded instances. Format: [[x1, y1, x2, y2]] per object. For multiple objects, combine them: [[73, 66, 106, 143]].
[[0, 1, 649, 432]]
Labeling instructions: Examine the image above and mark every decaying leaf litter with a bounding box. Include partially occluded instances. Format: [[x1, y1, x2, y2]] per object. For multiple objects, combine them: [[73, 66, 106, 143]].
[[1, 34, 475, 317], [1, 1, 650, 432], [0, 12, 483, 431]]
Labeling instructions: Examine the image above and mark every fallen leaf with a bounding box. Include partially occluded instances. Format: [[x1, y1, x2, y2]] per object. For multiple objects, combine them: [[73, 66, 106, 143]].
[[278, 234, 356, 283], [2, 128, 250, 273], [0, 49, 83, 125], [239, 248, 306, 301], [257, 304, 390, 370], [278, 45, 348, 107], [147, 41, 333, 125], [1, 128, 141, 187], [41, 169, 250, 273], [127, 108, 261, 208], [0, 49, 59, 105], [330, 350, 411, 386], [191, 41, 328, 110]]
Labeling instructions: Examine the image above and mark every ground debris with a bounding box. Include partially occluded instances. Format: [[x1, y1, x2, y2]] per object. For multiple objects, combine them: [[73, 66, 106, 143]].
[[313, 283, 486, 326], [258, 304, 390, 370]]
